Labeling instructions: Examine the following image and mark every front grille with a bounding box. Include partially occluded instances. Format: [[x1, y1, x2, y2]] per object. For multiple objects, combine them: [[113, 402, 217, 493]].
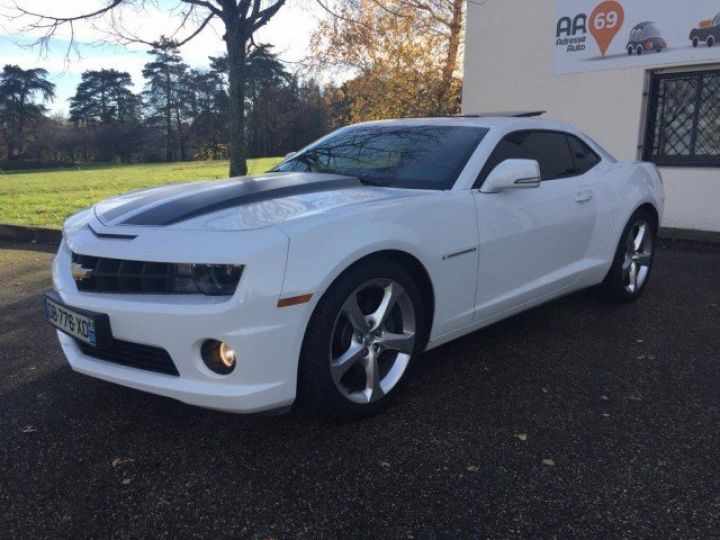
[[72, 253, 195, 294], [76, 338, 179, 376]]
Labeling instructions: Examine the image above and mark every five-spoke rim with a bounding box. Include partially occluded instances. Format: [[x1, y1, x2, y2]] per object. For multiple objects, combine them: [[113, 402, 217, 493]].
[[330, 278, 415, 404], [623, 220, 653, 294]]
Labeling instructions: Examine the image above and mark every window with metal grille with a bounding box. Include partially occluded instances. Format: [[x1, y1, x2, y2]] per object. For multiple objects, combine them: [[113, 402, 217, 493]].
[[643, 70, 720, 167]]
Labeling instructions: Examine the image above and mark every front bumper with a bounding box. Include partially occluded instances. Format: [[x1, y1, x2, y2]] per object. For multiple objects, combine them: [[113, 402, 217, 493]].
[[56, 332, 296, 412], [51, 226, 312, 413]]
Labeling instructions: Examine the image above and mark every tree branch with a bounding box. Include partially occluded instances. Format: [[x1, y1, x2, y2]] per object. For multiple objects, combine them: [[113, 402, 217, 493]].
[[182, 0, 223, 17], [314, 0, 375, 32], [173, 12, 216, 46], [13, 0, 127, 24], [251, 0, 286, 32]]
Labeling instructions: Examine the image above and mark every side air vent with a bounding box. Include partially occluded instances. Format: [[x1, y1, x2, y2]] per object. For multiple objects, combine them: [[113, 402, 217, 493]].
[[76, 338, 179, 376]]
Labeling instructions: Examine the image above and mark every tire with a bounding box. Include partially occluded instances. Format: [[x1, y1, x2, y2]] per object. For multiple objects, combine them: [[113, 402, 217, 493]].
[[627, 46, 633, 55], [637, 46, 643, 55], [693, 37, 699, 47], [597, 208, 656, 303], [297, 257, 427, 416], [708, 36, 715, 47]]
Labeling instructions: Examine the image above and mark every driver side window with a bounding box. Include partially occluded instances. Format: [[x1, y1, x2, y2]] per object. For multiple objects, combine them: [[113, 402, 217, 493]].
[[475, 130, 579, 188]]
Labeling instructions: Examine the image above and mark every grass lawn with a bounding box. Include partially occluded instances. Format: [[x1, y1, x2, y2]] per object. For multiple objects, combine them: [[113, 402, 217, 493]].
[[0, 158, 282, 229]]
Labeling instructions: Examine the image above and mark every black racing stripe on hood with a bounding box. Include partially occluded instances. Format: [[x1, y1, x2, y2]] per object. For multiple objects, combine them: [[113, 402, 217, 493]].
[[100, 182, 211, 224], [120, 175, 362, 226]]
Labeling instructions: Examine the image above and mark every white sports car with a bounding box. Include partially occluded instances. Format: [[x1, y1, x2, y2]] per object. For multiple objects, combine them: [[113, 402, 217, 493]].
[[46, 114, 664, 416]]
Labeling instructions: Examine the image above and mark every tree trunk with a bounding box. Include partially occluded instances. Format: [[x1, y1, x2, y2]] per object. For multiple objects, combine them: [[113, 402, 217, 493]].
[[437, 0, 464, 115], [164, 67, 173, 162], [15, 115, 25, 159], [175, 107, 186, 161], [225, 29, 248, 177]]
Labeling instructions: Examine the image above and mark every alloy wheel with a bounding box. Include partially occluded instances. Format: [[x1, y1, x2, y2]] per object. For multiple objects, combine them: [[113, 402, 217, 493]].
[[623, 220, 653, 294], [329, 278, 416, 404]]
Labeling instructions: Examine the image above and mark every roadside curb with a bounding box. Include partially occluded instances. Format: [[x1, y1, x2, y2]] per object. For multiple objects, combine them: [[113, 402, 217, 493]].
[[658, 227, 720, 251], [0, 224, 62, 245]]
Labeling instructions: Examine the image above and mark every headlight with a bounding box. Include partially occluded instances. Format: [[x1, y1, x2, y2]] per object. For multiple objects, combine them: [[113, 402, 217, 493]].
[[172, 264, 244, 296]]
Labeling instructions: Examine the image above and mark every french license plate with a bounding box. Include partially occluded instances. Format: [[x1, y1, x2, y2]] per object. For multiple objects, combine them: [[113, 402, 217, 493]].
[[44, 293, 112, 348]]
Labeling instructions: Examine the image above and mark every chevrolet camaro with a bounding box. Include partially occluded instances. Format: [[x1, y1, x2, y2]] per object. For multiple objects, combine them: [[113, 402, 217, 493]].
[[46, 114, 665, 416]]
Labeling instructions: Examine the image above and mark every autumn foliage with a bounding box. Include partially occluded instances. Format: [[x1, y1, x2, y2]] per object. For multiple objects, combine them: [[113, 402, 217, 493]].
[[311, 0, 464, 122]]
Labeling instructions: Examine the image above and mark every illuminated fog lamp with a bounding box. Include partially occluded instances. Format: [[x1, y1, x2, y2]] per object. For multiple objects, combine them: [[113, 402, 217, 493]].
[[202, 339, 236, 374]]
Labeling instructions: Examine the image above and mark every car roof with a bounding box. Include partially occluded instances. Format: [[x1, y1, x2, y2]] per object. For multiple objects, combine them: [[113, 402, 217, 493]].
[[632, 21, 657, 29], [351, 115, 580, 133]]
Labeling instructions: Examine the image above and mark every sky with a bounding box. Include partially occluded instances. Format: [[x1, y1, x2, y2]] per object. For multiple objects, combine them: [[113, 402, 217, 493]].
[[0, 0, 323, 115]]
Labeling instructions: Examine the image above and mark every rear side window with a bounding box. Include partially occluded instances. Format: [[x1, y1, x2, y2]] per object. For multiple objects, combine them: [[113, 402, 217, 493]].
[[476, 130, 600, 187], [567, 135, 601, 175]]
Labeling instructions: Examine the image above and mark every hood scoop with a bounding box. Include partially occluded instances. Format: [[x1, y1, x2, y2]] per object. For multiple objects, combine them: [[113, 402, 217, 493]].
[[88, 224, 137, 239], [96, 173, 362, 227]]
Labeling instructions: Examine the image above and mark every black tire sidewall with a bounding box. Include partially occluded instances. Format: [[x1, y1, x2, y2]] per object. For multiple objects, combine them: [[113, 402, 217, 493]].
[[297, 258, 427, 416]]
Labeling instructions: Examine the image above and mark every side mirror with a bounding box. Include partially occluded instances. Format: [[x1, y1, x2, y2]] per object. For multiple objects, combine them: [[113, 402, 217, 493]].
[[480, 159, 541, 193], [283, 151, 297, 161]]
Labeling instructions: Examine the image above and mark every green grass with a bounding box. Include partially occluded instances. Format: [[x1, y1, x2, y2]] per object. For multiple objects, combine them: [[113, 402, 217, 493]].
[[0, 158, 283, 229]]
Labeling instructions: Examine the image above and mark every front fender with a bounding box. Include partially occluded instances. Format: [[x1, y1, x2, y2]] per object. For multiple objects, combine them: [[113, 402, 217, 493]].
[[277, 190, 479, 340]]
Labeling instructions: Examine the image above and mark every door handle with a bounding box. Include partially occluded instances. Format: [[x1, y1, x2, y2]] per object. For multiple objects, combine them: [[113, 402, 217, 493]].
[[575, 190, 593, 204]]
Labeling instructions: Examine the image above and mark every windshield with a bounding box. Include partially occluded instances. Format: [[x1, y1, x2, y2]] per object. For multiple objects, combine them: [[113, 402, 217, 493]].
[[714, 13, 720, 27], [272, 124, 488, 190]]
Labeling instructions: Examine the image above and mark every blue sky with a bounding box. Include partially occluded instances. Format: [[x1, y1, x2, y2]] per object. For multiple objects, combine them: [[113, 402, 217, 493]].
[[0, 0, 319, 115], [0, 35, 150, 115]]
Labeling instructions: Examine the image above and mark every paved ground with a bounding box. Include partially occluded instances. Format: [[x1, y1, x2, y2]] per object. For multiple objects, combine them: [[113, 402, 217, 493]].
[[1, 241, 719, 538]]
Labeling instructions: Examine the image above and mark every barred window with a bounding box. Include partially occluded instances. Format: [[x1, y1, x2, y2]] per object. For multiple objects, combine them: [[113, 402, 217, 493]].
[[643, 70, 720, 167]]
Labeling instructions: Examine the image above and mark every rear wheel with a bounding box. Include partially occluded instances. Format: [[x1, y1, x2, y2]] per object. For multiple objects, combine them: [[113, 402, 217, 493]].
[[298, 258, 426, 416], [637, 45, 643, 55], [708, 36, 715, 47], [627, 45, 633, 55], [597, 209, 656, 303]]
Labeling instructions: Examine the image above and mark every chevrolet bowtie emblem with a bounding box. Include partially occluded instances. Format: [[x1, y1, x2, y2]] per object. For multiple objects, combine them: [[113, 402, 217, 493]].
[[71, 262, 94, 281]]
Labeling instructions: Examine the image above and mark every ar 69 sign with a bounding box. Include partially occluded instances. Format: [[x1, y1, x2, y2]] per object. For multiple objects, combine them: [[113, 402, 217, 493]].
[[554, 0, 720, 74], [556, 1, 624, 56], [589, 1, 624, 55]]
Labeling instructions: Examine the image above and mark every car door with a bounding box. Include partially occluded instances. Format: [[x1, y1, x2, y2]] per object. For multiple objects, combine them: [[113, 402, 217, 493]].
[[472, 130, 599, 321]]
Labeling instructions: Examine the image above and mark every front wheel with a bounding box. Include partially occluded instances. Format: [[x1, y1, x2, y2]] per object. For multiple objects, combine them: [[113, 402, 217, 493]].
[[708, 36, 715, 47], [298, 258, 426, 416], [597, 209, 656, 303], [693, 37, 699, 47]]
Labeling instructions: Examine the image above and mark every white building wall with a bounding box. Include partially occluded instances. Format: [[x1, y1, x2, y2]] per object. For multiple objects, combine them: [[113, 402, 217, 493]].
[[463, 0, 720, 232]]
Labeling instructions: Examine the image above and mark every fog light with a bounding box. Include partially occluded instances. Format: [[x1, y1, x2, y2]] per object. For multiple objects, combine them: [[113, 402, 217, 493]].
[[202, 339, 236, 374]]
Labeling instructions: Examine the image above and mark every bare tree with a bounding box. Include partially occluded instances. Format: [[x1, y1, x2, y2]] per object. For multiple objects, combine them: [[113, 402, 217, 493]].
[[12, 0, 287, 176]]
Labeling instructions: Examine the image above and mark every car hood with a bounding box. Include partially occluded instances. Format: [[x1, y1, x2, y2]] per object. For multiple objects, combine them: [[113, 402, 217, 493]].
[[89, 172, 427, 232]]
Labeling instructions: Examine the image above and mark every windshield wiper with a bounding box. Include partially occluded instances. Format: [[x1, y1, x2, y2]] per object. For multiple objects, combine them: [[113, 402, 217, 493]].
[[356, 175, 394, 187]]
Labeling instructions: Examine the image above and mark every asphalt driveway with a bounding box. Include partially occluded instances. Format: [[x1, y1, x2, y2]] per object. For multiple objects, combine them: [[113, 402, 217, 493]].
[[1, 240, 719, 538]]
